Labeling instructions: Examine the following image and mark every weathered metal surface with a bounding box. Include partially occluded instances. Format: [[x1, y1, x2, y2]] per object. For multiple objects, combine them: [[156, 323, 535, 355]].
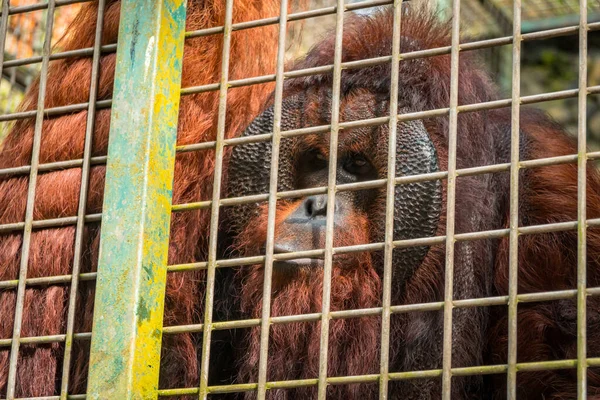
[[86, 0, 186, 398]]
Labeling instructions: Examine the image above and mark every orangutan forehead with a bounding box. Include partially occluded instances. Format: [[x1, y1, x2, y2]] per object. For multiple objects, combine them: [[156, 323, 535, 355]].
[[285, 88, 391, 152], [299, 87, 385, 125]]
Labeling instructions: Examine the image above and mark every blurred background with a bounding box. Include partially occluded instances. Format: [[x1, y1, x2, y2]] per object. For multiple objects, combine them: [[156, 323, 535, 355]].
[[1, 0, 599, 146]]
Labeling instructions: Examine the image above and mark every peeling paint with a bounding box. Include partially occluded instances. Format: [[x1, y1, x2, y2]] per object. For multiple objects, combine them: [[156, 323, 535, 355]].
[[87, 1, 186, 399], [144, 36, 155, 82]]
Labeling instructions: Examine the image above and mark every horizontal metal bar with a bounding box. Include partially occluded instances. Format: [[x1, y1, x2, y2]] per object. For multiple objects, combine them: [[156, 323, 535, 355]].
[[0, 0, 91, 17], [0, 332, 91, 347], [3, 44, 117, 70], [180, 22, 600, 96], [0, 1, 391, 72], [0, 272, 97, 289], [2, 84, 599, 181], [185, 0, 393, 39], [175, 84, 600, 155], [171, 150, 600, 212], [184, 3, 599, 42], [2, 0, 391, 72], [3, 395, 86, 400], [1, 71, 598, 134], [0, 213, 101, 234], [162, 286, 599, 334], [0, 166, 598, 242], [165, 217, 600, 272], [153, 357, 600, 395], [2, 18, 598, 92], [3, 148, 598, 234], [0, 156, 107, 178], [3, 287, 598, 348], [0, 100, 112, 123]]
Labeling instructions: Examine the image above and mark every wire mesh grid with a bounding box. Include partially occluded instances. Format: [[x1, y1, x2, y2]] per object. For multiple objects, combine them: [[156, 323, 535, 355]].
[[158, 0, 600, 398], [0, 0, 598, 399]]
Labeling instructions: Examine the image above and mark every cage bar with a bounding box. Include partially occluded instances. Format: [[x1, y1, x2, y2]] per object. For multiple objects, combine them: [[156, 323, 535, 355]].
[[0, 0, 90, 16], [315, 0, 345, 398], [85, 0, 186, 398], [3, 20, 599, 127], [255, 0, 289, 398], [576, 0, 589, 397], [196, 0, 234, 398], [0, 0, 9, 81], [441, 0, 461, 397], [378, 0, 402, 398], [506, 0, 522, 397]]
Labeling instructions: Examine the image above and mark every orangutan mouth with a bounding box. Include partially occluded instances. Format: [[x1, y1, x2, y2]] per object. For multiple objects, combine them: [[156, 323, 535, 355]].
[[274, 257, 325, 270], [272, 245, 325, 271]]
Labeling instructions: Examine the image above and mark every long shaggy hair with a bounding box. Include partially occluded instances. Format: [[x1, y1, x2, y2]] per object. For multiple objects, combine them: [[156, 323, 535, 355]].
[[234, 202, 381, 398]]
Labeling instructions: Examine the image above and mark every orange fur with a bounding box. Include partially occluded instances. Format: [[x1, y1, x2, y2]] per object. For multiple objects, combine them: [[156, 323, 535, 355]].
[[0, 0, 280, 396], [235, 203, 381, 398]]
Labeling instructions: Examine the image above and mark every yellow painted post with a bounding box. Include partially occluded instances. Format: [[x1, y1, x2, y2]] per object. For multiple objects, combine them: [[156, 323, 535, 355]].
[[86, 0, 186, 398]]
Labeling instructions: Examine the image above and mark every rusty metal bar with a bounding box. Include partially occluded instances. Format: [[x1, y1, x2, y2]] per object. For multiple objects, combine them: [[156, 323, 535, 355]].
[[507, 0, 522, 397], [3, 147, 600, 238], [185, 0, 392, 39], [3, 22, 600, 126], [441, 0, 461, 397], [316, 0, 345, 398], [3, 215, 600, 293], [379, 1, 402, 398], [3, 287, 600, 349], [153, 357, 600, 396], [0, 0, 88, 17], [196, 0, 233, 398], [180, 22, 600, 97], [576, 0, 589, 397], [3, 44, 116, 70], [255, 0, 289, 398], [0, 0, 9, 81]]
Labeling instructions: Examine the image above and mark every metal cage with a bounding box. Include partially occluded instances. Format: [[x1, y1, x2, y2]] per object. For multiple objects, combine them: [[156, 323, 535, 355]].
[[0, 0, 599, 399]]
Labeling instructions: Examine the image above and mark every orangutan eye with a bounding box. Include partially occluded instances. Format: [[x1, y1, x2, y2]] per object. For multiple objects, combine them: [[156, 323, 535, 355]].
[[353, 157, 367, 167], [315, 152, 327, 162], [344, 155, 371, 175]]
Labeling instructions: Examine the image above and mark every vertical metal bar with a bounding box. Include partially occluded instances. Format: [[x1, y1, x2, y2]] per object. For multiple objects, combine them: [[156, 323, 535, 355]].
[[197, 0, 234, 398], [0, 0, 10, 81], [441, 0, 460, 398], [60, 1, 106, 398], [576, 0, 588, 397], [255, 0, 289, 398], [317, 1, 344, 398], [378, 1, 402, 399], [86, 1, 186, 398], [5, 2, 55, 398], [507, 1, 522, 399]]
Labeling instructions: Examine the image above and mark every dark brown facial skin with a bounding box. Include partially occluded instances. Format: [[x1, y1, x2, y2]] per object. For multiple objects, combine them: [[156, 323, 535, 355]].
[[224, 5, 600, 400], [271, 91, 383, 276]]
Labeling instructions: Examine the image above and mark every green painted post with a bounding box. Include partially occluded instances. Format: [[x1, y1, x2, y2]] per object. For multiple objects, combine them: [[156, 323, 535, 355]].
[[86, 1, 186, 398]]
